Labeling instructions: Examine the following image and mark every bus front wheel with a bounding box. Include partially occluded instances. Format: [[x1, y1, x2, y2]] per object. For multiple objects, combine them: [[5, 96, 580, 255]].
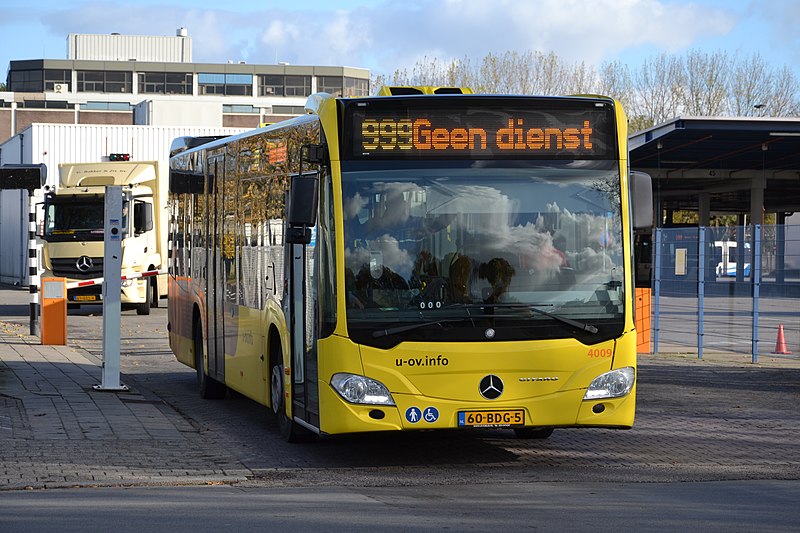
[[270, 358, 312, 443]]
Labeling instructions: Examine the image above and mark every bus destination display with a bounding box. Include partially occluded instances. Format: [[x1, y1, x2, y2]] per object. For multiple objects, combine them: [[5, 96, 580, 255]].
[[346, 99, 616, 160]]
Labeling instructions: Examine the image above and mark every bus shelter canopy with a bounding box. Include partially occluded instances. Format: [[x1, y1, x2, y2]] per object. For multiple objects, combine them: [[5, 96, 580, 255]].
[[629, 116, 800, 218]]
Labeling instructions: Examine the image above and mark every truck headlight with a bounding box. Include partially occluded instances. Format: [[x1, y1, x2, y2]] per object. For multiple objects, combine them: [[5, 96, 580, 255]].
[[583, 367, 635, 400], [330, 373, 395, 405]]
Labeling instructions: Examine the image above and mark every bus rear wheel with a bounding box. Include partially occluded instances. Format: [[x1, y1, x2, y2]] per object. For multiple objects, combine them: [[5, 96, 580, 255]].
[[513, 427, 554, 439], [194, 324, 226, 399]]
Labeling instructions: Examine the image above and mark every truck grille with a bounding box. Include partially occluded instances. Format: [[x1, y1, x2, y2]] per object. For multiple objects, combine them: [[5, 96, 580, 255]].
[[51, 257, 104, 279]]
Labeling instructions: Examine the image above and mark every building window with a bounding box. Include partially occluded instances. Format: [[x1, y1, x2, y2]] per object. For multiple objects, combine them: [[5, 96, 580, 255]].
[[222, 104, 258, 113], [318, 76, 344, 96], [259, 75, 284, 96], [272, 105, 306, 115], [285, 75, 311, 97], [259, 74, 311, 97], [139, 72, 193, 94], [198, 73, 253, 96], [8, 69, 43, 92], [79, 101, 133, 111], [77, 70, 133, 93], [45, 70, 71, 92], [344, 77, 370, 97], [18, 100, 70, 109]]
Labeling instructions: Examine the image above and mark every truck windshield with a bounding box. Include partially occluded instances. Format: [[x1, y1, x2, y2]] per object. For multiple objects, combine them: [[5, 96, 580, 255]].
[[43, 199, 106, 241], [341, 161, 625, 348]]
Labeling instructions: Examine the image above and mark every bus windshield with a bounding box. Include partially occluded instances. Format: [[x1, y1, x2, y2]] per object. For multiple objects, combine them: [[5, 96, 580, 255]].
[[342, 162, 624, 347]]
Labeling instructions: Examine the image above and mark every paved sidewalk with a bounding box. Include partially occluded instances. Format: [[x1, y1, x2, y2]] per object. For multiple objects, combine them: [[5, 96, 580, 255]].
[[0, 316, 250, 490]]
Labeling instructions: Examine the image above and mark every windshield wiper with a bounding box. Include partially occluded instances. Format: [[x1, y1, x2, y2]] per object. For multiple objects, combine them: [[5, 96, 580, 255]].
[[371, 302, 598, 338], [478, 303, 598, 334], [372, 315, 477, 338]]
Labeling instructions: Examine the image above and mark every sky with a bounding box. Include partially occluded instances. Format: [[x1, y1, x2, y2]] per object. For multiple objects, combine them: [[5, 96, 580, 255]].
[[1, 0, 799, 81]]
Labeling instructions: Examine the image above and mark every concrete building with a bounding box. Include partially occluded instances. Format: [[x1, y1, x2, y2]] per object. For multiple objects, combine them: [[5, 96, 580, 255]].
[[0, 28, 371, 142], [0, 29, 371, 285]]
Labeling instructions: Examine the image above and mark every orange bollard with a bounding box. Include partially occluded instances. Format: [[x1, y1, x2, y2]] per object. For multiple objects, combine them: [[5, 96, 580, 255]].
[[41, 277, 67, 345], [772, 324, 792, 355]]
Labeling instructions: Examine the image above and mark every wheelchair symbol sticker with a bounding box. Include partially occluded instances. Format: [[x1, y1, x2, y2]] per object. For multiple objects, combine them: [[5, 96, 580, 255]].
[[422, 406, 439, 423]]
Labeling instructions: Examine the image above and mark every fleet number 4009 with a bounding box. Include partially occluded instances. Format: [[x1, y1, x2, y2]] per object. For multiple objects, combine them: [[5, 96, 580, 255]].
[[588, 348, 613, 358]]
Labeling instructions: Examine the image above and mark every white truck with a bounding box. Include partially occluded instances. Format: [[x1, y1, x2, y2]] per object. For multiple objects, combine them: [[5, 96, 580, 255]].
[[39, 159, 168, 315]]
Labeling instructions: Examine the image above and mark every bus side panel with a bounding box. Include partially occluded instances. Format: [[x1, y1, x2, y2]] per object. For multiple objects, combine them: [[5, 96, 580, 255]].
[[167, 274, 196, 368], [223, 304, 269, 406]]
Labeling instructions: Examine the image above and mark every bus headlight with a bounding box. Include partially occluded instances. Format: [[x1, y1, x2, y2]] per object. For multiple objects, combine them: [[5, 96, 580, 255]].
[[583, 367, 635, 400], [330, 373, 395, 406]]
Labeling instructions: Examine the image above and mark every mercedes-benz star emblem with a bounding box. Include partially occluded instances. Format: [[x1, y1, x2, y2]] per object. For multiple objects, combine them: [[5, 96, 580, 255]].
[[479, 375, 504, 400], [76, 255, 93, 273]]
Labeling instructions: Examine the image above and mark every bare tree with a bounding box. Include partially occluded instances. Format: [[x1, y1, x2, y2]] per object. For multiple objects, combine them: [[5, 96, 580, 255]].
[[680, 49, 729, 116], [376, 48, 800, 127], [630, 52, 684, 129], [728, 52, 773, 116], [761, 65, 799, 116]]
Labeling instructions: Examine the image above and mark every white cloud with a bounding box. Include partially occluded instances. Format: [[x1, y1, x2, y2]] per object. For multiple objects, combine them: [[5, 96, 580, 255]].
[[11, 0, 740, 76]]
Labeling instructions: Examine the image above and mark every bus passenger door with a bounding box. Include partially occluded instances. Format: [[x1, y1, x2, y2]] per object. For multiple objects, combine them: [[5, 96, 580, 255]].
[[207, 156, 225, 383], [285, 169, 322, 431]]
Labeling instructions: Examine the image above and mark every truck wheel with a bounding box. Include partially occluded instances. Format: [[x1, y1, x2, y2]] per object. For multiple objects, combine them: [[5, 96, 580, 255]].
[[150, 278, 159, 308], [136, 279, 155, 315], [136, 299, 151, 315]]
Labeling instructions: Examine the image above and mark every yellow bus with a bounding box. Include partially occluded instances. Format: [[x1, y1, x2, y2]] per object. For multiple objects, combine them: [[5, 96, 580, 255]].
[[167, 89, 652, 441]]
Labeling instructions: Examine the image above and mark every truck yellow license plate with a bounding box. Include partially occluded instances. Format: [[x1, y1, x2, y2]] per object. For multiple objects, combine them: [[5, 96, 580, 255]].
[[73, 295, 99, 301], [458, 409, 524, 428]]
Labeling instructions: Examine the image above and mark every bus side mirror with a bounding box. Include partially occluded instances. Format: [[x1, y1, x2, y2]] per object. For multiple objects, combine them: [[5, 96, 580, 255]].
[[134, 201, 154, 234], [286, 173, 319, 244], [631, 171, 653, 230]]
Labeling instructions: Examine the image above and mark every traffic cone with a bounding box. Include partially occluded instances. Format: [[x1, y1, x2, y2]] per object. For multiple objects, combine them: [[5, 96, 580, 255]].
[[773, 324, 792, 354]]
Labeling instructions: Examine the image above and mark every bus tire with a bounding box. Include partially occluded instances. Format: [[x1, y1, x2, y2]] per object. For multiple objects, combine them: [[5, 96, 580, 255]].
[[513, 427, 554, 439], [269, 354, 312, 443], [194, 323, 226, 400]]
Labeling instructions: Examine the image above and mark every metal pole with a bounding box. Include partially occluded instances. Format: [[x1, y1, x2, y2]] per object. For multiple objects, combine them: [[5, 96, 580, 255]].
[[652, 228, 662, 354], [28, 192, 39, 336], [697, 227, 705, 360], [752, 224, 761, 364], [95, 185, 128, 391]]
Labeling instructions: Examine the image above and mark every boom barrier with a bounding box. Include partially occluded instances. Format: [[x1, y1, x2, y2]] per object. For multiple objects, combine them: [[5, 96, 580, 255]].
[[65, 269, 167, 290]]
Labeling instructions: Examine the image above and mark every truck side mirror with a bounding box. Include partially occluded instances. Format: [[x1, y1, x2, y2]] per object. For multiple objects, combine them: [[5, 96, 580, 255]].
[[134, 201, 154, 234]]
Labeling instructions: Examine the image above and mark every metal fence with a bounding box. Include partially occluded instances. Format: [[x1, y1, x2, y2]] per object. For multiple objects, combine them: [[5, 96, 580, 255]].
[[649, 224, 800, 363]]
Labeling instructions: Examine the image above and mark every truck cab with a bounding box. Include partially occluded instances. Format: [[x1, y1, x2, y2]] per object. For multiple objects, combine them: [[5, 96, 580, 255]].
[[40, 160, 167, 315]]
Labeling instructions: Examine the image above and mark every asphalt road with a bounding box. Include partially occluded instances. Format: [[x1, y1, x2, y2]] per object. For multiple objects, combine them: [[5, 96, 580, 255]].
[[2, 288, 800, 530]]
